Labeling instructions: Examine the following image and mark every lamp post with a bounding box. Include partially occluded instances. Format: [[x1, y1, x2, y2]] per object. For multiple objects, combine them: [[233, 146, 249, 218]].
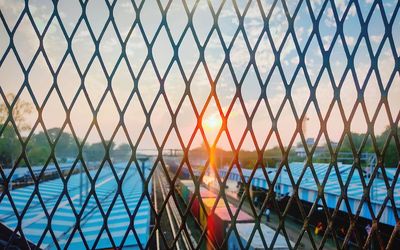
[[79, 162, 89, 206], [137, 156, 150, 193], [79, 162, 83, 206]]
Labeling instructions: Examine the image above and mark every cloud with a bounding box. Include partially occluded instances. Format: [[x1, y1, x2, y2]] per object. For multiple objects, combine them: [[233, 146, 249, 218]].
[[370, 35, 382, 44], [0, 0, 393, 150], [0, 0, 25, 28], [345, 35, 355, 46]]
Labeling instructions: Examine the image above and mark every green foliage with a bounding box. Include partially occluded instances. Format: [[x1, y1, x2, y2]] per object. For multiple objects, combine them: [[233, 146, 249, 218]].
[[111, 143, 132, 162], [0, 93, 33, 131], [381, 127, 400, 167], [0, 93, 398, 169], [339, 133, 373, 154], [26, 132, 51, 166], [0, 124, 21, 167], [0, 93, 33, 167], [48, 128, 78, 160], [188, 146, 286, 169], [264, 147, 283, 168], [83, 141, 115, 162], [338, 126, 399, 167], [27, 145, 51, 166], [239, 151, 258, 168], [188, 126, 399, 169]]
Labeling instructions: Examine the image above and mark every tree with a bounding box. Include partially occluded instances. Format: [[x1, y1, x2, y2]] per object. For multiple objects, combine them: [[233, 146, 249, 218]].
[[339, 133, 373, 154], [48, 128, 78, 161], [84, 141, 115, 162], [0, 93, 33, 132], [319, 126, 399, 167], [27, 145, 51, 166], [0, 93, 33, 167], [26, 132, 51, 166], [111, 143, 131, 162], [377, 126, 399, 168], [0, 125, 21, 167]]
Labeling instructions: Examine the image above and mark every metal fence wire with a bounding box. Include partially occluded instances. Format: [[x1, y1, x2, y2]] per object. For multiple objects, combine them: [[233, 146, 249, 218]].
[[0, 0, 399, 249]]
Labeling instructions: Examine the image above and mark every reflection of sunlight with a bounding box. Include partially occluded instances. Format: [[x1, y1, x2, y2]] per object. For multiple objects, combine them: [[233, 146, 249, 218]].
[[203, 174, 215, 186], [204, 145, 218, 190], [203, 166, 219, 192], [201, 114, 224, 189]]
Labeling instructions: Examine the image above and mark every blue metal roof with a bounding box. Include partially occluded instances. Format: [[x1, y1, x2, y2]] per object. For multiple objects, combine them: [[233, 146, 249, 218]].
[[219, 162, 399, 226], [0, 162, 151, 249], [1, 164, 73, 181]]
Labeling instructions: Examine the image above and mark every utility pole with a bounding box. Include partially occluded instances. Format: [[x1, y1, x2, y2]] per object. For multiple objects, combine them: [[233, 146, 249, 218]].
[[138, 156, 150, 194], [302, 116, 310, 138], [79, 162, 83, 205]]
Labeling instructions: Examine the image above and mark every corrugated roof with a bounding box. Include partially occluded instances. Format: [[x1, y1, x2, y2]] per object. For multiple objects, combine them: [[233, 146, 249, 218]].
[[219, 162, 400, 226], [2, 164, 73, 181], [0, 162, 151, 249]]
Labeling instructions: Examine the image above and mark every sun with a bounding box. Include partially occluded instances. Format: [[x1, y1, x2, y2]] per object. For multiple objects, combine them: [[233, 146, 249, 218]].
[[203, 115, 222, 130]]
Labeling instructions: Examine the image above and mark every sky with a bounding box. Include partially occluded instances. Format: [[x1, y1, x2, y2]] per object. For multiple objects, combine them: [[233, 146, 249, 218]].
[[0, 0, 399, 152]]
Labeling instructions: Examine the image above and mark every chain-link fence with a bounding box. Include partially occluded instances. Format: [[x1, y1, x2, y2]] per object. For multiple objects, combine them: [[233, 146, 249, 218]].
[[0, 0, 399, 249]]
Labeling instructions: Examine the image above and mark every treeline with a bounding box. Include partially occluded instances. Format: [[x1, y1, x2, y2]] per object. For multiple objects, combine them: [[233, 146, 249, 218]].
[[188, 143, 291, 169], [0, 93, 398, 169], [0, 94, 135, 168], [0, 124, 398, 168], [0, 125, 132, 168], [188, 126, 399, 169], [309, 126, 400, 168]]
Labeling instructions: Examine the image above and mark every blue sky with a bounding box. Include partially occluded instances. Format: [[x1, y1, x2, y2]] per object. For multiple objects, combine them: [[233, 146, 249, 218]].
[[0, 0, 399, 151]]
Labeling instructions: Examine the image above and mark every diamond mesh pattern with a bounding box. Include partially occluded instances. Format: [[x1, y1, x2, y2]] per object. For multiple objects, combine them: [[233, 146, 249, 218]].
[[0, 0, 399, 249]]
